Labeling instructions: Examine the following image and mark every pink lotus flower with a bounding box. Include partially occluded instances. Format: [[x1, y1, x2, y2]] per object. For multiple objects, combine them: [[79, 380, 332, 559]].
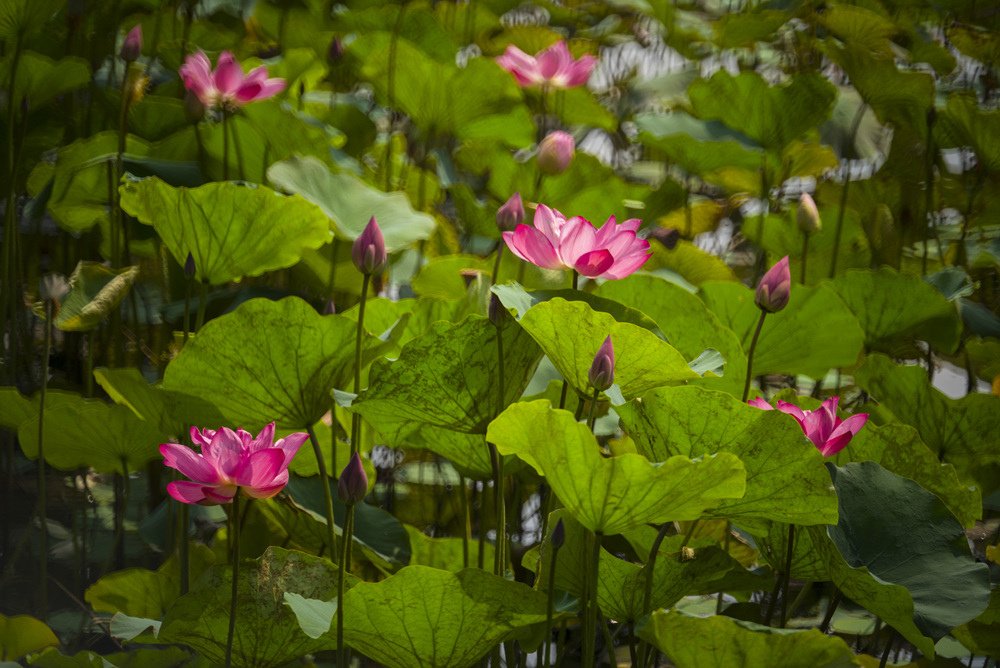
[[179, 51, 286, 111], [589, 335, 615, 391], [537, 131, 575, 175], [503, 204, 651, 279], [755, 256, 791, 313], [496, 41, 595, 89], [161, 423, 307, 505], [748, 396, 868, 457]]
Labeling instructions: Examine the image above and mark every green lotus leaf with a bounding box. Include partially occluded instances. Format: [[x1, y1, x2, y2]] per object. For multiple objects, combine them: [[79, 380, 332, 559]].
[[645, 240, 739, 285], [486, 401, 746, 535], [266, 156, 436, 248], [340, 566, 550, 668], [405, 525, 494, 573], [826, 45, 934, 130], [812, 462, 991, 656], [350, 314, 542, 435], [51, 262, 139, 332], [517, 298, 698, 400], [4, 51, 90, 108], [119, 177, 330, 286], [952, 589, 1000, 656], [635, 111, 764, 179], [820, 4, 897, 58], [829, 268, 962, 355], [162, 297, 381, 430], [26, 646, 192, 667], [688, 71, 836, 152], [17, 391, 166, 474], [936, 93, 1000, 174], [854, 354, 1000, 489], [158, 547, 344, 667], [712, 10, 789, 49], [700, 281, 864, 379], [637, 610, 858, 668], [618, 386, 839, 529], [493, 282, 662, 335], [0, 388, 35, 430], [0, 614, 58, 662]]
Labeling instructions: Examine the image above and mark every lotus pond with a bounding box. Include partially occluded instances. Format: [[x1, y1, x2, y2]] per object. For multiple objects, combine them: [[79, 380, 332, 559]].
[[1, 0, 999, 667]]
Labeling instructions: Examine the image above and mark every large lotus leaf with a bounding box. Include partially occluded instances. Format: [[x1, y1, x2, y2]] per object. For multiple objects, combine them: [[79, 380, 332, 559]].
[[827, 45, 934, 131], [831, 420, 980, 528], [51, 262, 139, 332], [635, 111, 763, 179], [0, 614, 58, 662], [528, 510, 764, 622], [618, 386, 838, 529], [517, 298, 698, 400], [350, 32, 534, 145], [266, 156, 436, 249], [158, 547, 342, 668], [3, 52, 90, 108], [854, 354, 1000, 488], [350, 314, 542, 435], [85, 545, 215, 619], [486, 401, 746, 535], [645, 240, 739, 285], [17, 391, 166, 474], [332, 4, 459, 62], [966, 336, 1000, 381], [405, 525, 494, 573], [340, 566, 550, 668], [492, 283, 662, 335], [637, 610, 858, 668], [162, 297, 380, 430], [712, 10, 790, 49], [594, 275, 747, 395], [119, 177, 330, 286], [27, 647, 192, 667], [814, 462, 991, 656], [700, 281, 864, 379], [952, 589, 1000, 656], [688, 71, 836, 151], [0, 388, 36, 430], [829, 268, 962, 355], [820, 4, 897, 57], [936, 93, 1000, 174], [0, 0, 60, 39]]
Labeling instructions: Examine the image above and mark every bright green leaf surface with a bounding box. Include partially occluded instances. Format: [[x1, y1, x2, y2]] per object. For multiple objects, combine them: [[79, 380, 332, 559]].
[[0, 614, 58, 661], [487, 401, 746, 534], [637, 610, 858, 668], [618, 386, 838, 529], [405, 525, 494, 572], [341, 566, 549, 668], [120, 178, 330, 285]]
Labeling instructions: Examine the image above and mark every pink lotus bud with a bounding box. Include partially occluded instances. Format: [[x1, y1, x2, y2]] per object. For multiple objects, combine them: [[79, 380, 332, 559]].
[[551, 518, 565, 549], [496, 193, 524, 232], [588, 335, 615, 391], [797, 193, 821, 234], [537, 131, 575, 175], [649, 226, 680, 250], [755, 256, 791, 313], [327, 37, 345, 64], [352, 216, 387, 275], [121, 25, 142, 63], [338, 452, 368, 504]]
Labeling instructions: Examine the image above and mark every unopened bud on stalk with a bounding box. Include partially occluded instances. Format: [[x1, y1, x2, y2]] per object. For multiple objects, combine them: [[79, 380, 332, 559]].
[[496, 193, 524, 232], [184, 253, 196, 279], [488, 293, 507, 328], [537, 131, 575, 175], [338, 452, 369, 505], [649, 226, 680, 250], [588, 335, 615, 392], [121, 25, 142, 63], [797, 193, 821, 234], [352, 217, 387, 275], [327, 37, 345, 64], [754, 256, 791, 314], [551, 519, 565, 550]]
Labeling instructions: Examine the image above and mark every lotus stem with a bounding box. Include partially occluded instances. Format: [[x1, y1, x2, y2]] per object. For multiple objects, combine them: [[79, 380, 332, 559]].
[[336, 502, 354, 667], [716, 522, 731, 613], [36, 299, 53, 616], [179, 503, 190, 595], [182, 275, 192, 345], [306, 426, 338, 558], [225, 493, 241, 668], [491, 244, 504, 286], [819, 586, 841, 633], [741, 311, 767, 403], [830, 103, 866, 279], [351, 273, 370, 456], [779, 523, 795, 627], [800, 232, 809, 284], [542, 530, 562, 668], [195, 281, 209, 331], [582, 529, 601, 668], [459, 474, 470, 568], [222, 111, 230, 181]]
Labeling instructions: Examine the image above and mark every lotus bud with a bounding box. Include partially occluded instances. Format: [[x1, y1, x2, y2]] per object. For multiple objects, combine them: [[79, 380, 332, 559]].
[[797, 193, 821, 234], [121, 25, 142, 63], [352, 216, 387, 275], [588, 335, 615, 392], [754, 256, 791, 313], [338, 452, 368, 505], [551, 518, 565, 550], [488, 293, 507, 328], [496, 192, 524, 232], [184, 252, 196, 279], [327, 37, 345, 65], [649, 226, 680, 250], [323, 299, 336, 315], [537, 131, 575, 175]]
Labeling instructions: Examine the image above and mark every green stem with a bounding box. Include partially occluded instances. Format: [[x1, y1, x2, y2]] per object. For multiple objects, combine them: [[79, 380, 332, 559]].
[[716, 523, 731, 614], [542, 536, 561, 668], [351, 273, 371, 456], [179, 503, 190, 595], [195, 281, 208, 331], [779, 523, 795, 627], [491, 244, 504, 286], [2, 39, 24, 385], [36, 300, 53, 616], [582, 530, 601, 668], [818, 587, 841, 633], [306, 426, 337, 557], [230, 114, 246, 181], [336, 503, 354, 667], [182, 277, 192, 345], [222, 111, 230, 181], [586, 388, 600, 432], [459, 474, 470, 569], [800, 232, 809, 284], [638, 523, 671, 668], [225, 493, 241, 668], [571, 270, 579, 291], [488, 443, 505, 577], [830, 103, 866, 279], [878, 630, 894, 668], [741, 311, 767, 402]]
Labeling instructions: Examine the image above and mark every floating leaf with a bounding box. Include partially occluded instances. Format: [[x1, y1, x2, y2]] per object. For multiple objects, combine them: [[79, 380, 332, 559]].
[[341, 566, 550, 668], [51, 262, 139, 332], [0, 614, 58, 662], [267, 156, 436, 248], [814, 462, 990, 656], [618, 386, 838, 530], [487, 401, 746, 535], [517, 298, 698, 400], [700, 281, 864, 379], [158, 547, 343, 668], [637, 610, 858, 668], [162, 297, 380, 430], [120, 177, 330, 285]]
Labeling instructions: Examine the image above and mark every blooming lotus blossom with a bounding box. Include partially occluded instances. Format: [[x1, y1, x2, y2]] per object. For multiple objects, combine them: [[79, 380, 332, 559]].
[[161, 423, 307, 505], [179, 51, 286, 111], [748, 396, 868, 457], [755, 256, 791, 313], [496, 41, 595, 89], [503, 204, 651, 279]]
